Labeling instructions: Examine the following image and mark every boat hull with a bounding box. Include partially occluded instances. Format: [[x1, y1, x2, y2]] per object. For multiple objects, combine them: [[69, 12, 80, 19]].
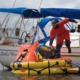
[[0, 45, 19, 67]]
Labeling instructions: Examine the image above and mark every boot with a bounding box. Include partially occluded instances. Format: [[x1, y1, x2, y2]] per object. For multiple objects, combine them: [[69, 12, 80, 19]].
[[65, 40, 71, 54], [67, 46, 71, 54]]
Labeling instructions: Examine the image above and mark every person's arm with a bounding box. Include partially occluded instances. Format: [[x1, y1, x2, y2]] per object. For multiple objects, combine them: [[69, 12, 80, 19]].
[[58, 18, 77, 25], [58, 18, 69, 25], [68, 19, 77, 23], [49, 38, 54, 46], [49, 29, 55, 46]]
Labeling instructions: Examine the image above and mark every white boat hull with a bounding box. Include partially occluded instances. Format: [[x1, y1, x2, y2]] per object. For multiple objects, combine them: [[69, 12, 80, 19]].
[[0, 44, 80, 68], [0, 45, 19, 68]]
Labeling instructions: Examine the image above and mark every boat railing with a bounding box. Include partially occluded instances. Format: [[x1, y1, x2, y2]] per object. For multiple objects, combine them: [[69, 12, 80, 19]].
[[61, 33, 80, 53]]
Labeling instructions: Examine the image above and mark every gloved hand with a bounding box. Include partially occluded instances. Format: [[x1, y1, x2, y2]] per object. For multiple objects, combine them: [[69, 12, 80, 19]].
[[49, 45, 55, 49], [74, 20, 78, 23]]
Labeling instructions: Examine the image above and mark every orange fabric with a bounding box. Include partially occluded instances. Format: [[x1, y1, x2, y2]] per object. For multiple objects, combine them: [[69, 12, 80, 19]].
[[56, 32, 70, 44], [50, 18, 69, 40], [14, 42, 39, 62], [22, 42, 39, 62], [14, 42, 70, 62], [14, 44, 31, 61]]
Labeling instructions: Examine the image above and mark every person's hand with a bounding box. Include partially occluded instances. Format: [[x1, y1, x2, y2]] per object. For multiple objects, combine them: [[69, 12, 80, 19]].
[[74, 20, 78, 23], [49, 45, 55, 49]]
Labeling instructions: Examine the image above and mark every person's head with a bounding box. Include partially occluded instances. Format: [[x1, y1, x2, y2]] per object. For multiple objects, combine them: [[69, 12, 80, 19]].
[[51, 20, 58, 29]]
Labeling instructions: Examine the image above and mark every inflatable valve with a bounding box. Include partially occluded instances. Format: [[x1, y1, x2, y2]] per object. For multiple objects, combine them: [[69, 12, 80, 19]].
[[36, 52, 43, 61]]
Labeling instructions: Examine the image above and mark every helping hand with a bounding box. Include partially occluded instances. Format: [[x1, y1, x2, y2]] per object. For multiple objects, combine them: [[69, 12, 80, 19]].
[[74, 20, 78, 23], [49, 45, 55, 49]]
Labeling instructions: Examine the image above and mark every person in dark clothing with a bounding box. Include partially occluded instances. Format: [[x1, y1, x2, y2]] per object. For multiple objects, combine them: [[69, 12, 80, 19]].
[[49, 18, 77, 57]]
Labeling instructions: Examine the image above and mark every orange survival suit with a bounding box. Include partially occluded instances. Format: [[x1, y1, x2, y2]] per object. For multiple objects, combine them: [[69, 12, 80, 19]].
[[49, 18, 77, 55]]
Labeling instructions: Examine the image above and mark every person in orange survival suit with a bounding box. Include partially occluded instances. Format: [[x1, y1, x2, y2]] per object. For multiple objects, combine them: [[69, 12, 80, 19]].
[[49, 18, 77, 57]]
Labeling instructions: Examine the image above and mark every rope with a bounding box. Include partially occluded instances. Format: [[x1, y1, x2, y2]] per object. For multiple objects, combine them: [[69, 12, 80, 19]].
[[1, 0, 17, 28], [38, 0, 43, 11], [9, 15, 21, 37], [30, 0, 43, 40], [12, 0, 17, 7], [4, 0, 17, 28], [0, 0, 17, 38], [22, 12, 32, 27], [0, 13, 9, 28], [22, 19, 26, 31], [20, 0, 43, 41], [18, 17, 23, 39], [21, 13, 33, 36]]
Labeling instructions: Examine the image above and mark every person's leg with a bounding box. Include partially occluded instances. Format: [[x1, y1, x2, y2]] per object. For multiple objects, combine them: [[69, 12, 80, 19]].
[[65, 39, 71, 53], [56, 35, 64, 58], [65, 32, 71, 53], [56, 43, 62, 58]]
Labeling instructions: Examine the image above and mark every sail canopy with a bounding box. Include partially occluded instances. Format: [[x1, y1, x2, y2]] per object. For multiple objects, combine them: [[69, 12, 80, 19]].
[[40, 8, 80, 19], [0, 7, 80, 19], [31, 18, 61, 44], [0, 7, 42, 18], [38, 18, 61, 29], [31, 17, 71, 44]]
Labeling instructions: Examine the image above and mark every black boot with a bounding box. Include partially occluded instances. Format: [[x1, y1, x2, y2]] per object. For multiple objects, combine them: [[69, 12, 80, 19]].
[[65, 40, 71, 54], [56, 44, 62, 57], [67, 46, 71, 54]]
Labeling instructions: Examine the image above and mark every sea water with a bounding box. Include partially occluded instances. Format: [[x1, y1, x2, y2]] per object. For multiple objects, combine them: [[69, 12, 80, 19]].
[[0, 57, 80, 80]]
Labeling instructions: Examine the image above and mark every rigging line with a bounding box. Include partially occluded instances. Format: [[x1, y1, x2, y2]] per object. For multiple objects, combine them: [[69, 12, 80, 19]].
[[38, 0, 43, 11], [22, 20, 26, 32], [23, 12, 33, 27], [0, 13, 9, 28], [22, 0, 43, 33], [12, 0, 17, 7], [37, 0, 43, 23], [35, 0, 43, 40], [18, 17, 23, 39], [1, 0, 17, 28], [22, 13, 33, 33], [20, 0, 43, 42], [4, 0, 17, 28], [9, 15, 21, 37]]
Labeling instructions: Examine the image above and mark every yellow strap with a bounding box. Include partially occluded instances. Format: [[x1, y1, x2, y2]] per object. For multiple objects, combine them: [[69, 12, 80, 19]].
[[36, 52, 43, 60]]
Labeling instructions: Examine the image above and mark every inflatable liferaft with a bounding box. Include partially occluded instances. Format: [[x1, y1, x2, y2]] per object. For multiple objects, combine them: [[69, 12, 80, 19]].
[[10, 42, 80, 75], [12, 67, 80, 75]]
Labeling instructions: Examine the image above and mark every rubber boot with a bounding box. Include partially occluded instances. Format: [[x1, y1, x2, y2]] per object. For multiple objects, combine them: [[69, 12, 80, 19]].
[[56, 44, 62, 58], [65, 40, 71, 54]]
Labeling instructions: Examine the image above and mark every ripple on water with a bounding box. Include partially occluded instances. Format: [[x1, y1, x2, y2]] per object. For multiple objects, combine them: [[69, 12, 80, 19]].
[[0, 70, 80, 80]]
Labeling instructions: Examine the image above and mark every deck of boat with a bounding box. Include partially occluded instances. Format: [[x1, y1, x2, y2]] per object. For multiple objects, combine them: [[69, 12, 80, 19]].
[[62, 54, 80, 57], [61, 47, 80, 57]]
